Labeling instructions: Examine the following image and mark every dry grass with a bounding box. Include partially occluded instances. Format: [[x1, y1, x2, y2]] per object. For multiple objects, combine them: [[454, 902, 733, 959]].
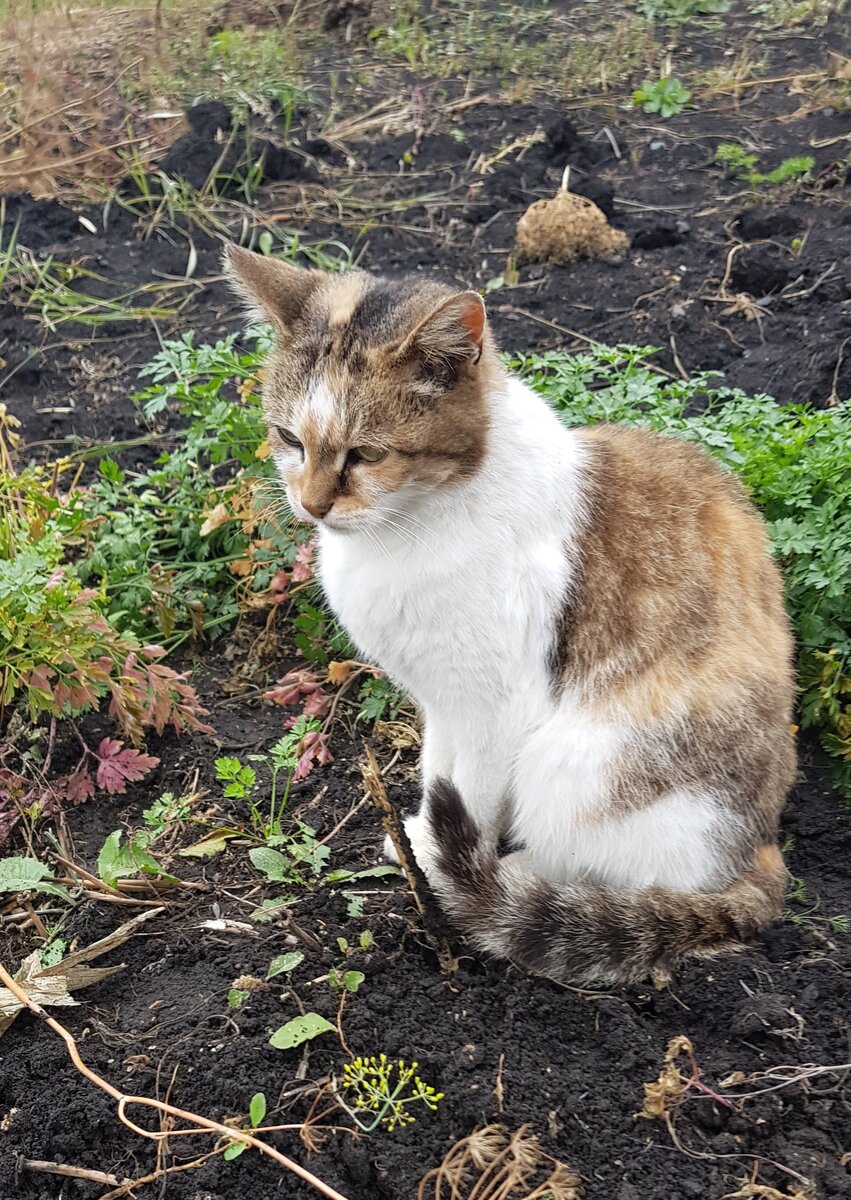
[[417, 1124, 583, 1200], [0, 4, 191, 195]]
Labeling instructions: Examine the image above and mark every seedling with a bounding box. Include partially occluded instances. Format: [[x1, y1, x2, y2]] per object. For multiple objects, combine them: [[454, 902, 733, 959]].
[[357, 676, 405, 722], [269, 1013, 336, 1050], [632, 76, 692, 118], [336, 1055, 444, 1132], [224, 1092, 267, 1161], [97, 829, 178, 889], [715, 143, 815, 187], [216, 718, 330, 848], [141, 791, 192, 836]]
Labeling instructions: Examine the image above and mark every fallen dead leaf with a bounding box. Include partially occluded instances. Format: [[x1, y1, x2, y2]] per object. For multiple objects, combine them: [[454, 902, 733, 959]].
[[0, 907, 164, 1036]]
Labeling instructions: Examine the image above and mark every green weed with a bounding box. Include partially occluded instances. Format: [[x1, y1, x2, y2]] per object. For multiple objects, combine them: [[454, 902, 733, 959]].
[[632, 76, 692, 117], [223, 1092, 267, 1161], [715, 143, 815, 187]]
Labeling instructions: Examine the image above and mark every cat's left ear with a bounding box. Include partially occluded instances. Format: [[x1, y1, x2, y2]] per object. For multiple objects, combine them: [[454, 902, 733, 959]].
[[396, 291, 487, 371]]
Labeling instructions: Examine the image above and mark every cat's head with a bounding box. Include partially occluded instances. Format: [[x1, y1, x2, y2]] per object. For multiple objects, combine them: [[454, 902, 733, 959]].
[[225, 246, 495, 532]]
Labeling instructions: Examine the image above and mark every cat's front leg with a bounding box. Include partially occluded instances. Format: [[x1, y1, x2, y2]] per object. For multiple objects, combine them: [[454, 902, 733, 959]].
[[384, 721, 511, 876], [383, 713, 453, 868]]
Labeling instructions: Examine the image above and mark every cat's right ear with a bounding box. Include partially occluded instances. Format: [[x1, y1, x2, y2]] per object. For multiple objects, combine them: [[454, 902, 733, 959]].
[[223, 244, 318, 332]]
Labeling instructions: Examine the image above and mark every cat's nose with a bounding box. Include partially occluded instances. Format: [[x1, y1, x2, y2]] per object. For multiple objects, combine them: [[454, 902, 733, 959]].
[[303, 498, 333, 519]]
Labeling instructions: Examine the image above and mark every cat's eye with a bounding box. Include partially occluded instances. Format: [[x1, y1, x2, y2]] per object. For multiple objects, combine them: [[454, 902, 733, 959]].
[[277, 427, 303, 449], [349, 445, 387, 464]]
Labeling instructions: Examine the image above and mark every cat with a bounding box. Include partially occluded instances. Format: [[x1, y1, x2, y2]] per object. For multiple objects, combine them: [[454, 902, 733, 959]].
[[226, 244, 796, 986]]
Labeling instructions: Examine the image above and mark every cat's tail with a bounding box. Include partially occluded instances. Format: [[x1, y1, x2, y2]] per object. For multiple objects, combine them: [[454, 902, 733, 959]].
[[427, 779, 786, 986]]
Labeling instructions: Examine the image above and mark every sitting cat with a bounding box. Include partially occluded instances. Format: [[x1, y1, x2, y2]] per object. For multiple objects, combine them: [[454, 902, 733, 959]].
[[226, 245, 795, 985]]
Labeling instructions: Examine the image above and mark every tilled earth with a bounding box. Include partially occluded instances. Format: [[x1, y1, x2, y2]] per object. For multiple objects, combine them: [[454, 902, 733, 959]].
[[1, 3, 850, 1197]]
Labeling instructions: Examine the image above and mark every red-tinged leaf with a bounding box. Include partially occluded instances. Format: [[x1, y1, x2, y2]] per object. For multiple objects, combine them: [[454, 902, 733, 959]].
[[291, 540, 315, 582], [24, 664, 55, 692], [65, 769, 95, 805], [68, 679, 100, 710], [96, 739, 160, 794], [265, 683, 303, 706], [141, 644, 166, 660], [303, 689, 331, 718], [294, 751, 316, 781]]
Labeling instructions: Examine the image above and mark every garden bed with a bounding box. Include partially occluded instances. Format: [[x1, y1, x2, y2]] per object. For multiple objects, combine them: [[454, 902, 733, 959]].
[[1, 2, 850, 1197]]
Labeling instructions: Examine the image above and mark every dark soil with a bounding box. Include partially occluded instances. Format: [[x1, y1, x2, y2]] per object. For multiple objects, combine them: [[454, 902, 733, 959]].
[[2, 3, 851, 1198]]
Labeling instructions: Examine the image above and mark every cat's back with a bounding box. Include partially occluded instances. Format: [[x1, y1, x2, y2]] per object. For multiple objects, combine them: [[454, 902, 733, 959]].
[[563, 422, 792, 690]]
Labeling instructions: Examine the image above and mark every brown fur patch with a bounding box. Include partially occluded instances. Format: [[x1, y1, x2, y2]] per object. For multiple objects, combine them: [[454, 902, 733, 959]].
[[550, 425, 795, 855]]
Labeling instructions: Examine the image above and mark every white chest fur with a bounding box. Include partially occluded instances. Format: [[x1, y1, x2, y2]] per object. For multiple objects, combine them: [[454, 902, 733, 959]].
[[317, 378, 586, 719]]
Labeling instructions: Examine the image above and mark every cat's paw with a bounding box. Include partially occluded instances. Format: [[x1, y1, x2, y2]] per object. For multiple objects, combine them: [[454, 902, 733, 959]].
[[381, 813, 439, 878]]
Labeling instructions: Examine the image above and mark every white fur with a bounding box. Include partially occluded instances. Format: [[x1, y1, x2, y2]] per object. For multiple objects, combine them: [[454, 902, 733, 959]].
[[310, 373, 734, 893], [305, 378, 339, 430]]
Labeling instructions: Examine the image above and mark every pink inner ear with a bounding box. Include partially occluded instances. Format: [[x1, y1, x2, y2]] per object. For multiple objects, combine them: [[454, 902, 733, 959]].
[[459, 297, 485, 348]]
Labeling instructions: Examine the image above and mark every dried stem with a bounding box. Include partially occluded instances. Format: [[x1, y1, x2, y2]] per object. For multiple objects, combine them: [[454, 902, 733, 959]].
[[360, 745, 457, 973]]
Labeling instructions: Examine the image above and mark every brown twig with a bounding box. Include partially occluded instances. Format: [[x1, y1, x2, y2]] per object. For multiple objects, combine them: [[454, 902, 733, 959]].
[[360, 746, 457, 973], [17, 1159, 121, 1186], [0, 962, 351, 1200]]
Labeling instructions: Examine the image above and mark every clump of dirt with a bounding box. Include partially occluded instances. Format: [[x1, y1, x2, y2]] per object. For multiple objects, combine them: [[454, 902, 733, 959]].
[[515, 188, 629, 265], [1, 191, 80, 249], [729, 244, 791, 296], [152, 101, 320, 193]]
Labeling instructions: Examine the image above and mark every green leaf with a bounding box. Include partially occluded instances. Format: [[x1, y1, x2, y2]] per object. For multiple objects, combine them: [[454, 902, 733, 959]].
[[269, 1013, 335, 1050], [97, 831, 124, 888], [344, 892, 365, 918], [97, 830, 175, 888], [267, 951, 304, 979], [248, 896, 295, 922], [38, 938, 68, 968], [227, 988, 249, 1009], [0, 856, 70, 900], [249, 846, 292, 882], [223, 1141, 246, 1160], [343, 970, 365, 993], [249, 1092, 266, 1127], [325, 864, 402, 884]]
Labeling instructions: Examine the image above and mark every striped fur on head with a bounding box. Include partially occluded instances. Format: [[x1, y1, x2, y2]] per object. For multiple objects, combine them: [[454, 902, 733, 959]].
[[224, 246, 496, 528]]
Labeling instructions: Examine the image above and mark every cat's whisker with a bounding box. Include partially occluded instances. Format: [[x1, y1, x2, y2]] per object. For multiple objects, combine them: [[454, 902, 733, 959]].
[[377, 505, 435, 538], [377, 512, 441, 563]]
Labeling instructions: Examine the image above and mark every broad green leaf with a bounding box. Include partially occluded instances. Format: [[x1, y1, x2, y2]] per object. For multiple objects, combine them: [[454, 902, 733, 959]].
[[267, 951, 304, 980], [223, 1141, 246, 1160], [343, 971, 365, 993], [269, 1013, 335, 1050], [0, 857, 69, 900], [97, 831, 124, 888], [249, 1092, 266, 1128], [324, 864, 402, 884], [248, 846, 291, 882]]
